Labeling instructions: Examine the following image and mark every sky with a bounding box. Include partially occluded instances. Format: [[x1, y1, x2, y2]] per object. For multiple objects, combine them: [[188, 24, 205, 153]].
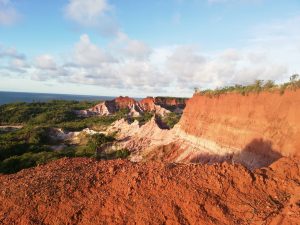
[[0, 0, 300, 97]]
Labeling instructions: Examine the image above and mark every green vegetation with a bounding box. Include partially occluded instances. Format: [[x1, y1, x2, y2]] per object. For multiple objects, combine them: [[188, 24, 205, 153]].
[[87, 133, 116, 154], [0, 131, 125, 174], [0, 151, 65, 174], [135, 112, 154, 125], [0, 100, 95, 125], [161, 112, 181, 128], [196, 74, 300, 97], [0, 100, 132, 174], [0, 126, 53, 161], [155, 96, 187, 104], [0, 98, 185, 174], [97, 149, 130, 160], [0, 100, 134, 131]]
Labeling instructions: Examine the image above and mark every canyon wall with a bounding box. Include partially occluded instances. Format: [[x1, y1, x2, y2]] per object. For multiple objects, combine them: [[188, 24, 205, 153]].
[[178, 90, 300, 159]]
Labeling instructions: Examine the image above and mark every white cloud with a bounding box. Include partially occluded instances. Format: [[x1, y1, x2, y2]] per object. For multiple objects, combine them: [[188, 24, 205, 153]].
[[122, 40, 152, 60], [65, 0, 109, 26], [35, 55, 57, 70], [72, 34, 117, 67], [112, 32, 152, 60], [166, 45, 288, 89], [0, 0, 20, 26], [0, 45, 28, 75], [246, 15, 300, 79], [0, 46, 25, 59], [64, 0, 118, 35], [9, 58, 29, 71], [31, 34, 165, 91], [219, 49, 242, 61]]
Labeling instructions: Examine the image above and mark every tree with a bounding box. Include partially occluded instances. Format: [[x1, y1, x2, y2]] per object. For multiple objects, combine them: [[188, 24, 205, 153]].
[[290, 74, 299, 83], [264, 80, 275, 89], [87, 134, 115, 152], [194, 87, 200, 94], [252, 80, 264, 92]]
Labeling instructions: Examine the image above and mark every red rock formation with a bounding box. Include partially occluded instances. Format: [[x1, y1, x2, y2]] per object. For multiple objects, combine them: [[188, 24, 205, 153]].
[[139, 97, 156, 111], [114, 96, 137, 109], [179, 90, 300, 158], [78, 96, 188, 117]]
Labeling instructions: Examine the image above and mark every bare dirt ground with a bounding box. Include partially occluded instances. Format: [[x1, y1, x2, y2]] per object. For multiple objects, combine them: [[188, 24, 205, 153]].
[[0, 157, 299, 225]]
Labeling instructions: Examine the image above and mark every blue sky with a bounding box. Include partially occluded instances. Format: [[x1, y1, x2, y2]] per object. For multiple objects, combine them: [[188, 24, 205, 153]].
[[0, 0, 300, 97]]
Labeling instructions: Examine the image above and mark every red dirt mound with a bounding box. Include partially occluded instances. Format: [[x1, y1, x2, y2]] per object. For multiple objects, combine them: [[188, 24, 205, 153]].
[[0, 157, 299, 225]]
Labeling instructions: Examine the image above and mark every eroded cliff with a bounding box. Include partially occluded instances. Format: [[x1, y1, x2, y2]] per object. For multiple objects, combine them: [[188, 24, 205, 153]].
[[177, 90, 300, 160]]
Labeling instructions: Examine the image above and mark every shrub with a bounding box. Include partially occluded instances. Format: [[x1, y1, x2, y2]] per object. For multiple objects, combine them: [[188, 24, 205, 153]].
[[98, 149, 130, 160], [0, 151, 59, 174], [162, 112, 181, 128], [135, 112, 154, 125], [87, 133, 116, 153], [264, 80, 276, 89]]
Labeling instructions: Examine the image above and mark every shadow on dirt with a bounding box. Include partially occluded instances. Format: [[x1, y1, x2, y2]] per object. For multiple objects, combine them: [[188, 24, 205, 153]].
[[190, 138, 282, 170]]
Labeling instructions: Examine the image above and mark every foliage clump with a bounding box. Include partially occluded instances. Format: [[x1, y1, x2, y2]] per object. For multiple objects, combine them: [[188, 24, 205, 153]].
[[135, 112, 154, 125], [161, 112, 181, 128], [97, 149, 130, 160], [87, 134, 116, 154]]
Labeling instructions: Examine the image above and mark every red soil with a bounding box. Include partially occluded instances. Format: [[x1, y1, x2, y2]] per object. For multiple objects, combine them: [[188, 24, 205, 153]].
[[180, 90, 300, 157], [0, 157, 299, 225]]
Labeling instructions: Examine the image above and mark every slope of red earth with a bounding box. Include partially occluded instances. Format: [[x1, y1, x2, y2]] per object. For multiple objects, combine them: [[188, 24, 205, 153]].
[[0, 157, 299, 225], [179, 90, 300, 158]]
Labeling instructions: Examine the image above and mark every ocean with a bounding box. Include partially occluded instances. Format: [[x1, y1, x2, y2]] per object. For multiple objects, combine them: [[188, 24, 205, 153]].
[[0, 91, 115, 105]]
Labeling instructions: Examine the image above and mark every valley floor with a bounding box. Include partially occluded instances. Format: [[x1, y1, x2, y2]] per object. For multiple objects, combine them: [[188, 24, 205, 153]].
[[0, 157, 299, 225]]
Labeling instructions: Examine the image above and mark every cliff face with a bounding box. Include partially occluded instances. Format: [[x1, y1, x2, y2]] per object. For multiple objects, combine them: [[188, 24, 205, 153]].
[[178, 90, 300, 158], [114, 96, 137, 109], [139, 97, 156, 111]]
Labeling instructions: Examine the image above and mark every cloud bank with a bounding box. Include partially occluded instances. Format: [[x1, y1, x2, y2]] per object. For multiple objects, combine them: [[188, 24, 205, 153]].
[[6, 25, 293, 95]]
